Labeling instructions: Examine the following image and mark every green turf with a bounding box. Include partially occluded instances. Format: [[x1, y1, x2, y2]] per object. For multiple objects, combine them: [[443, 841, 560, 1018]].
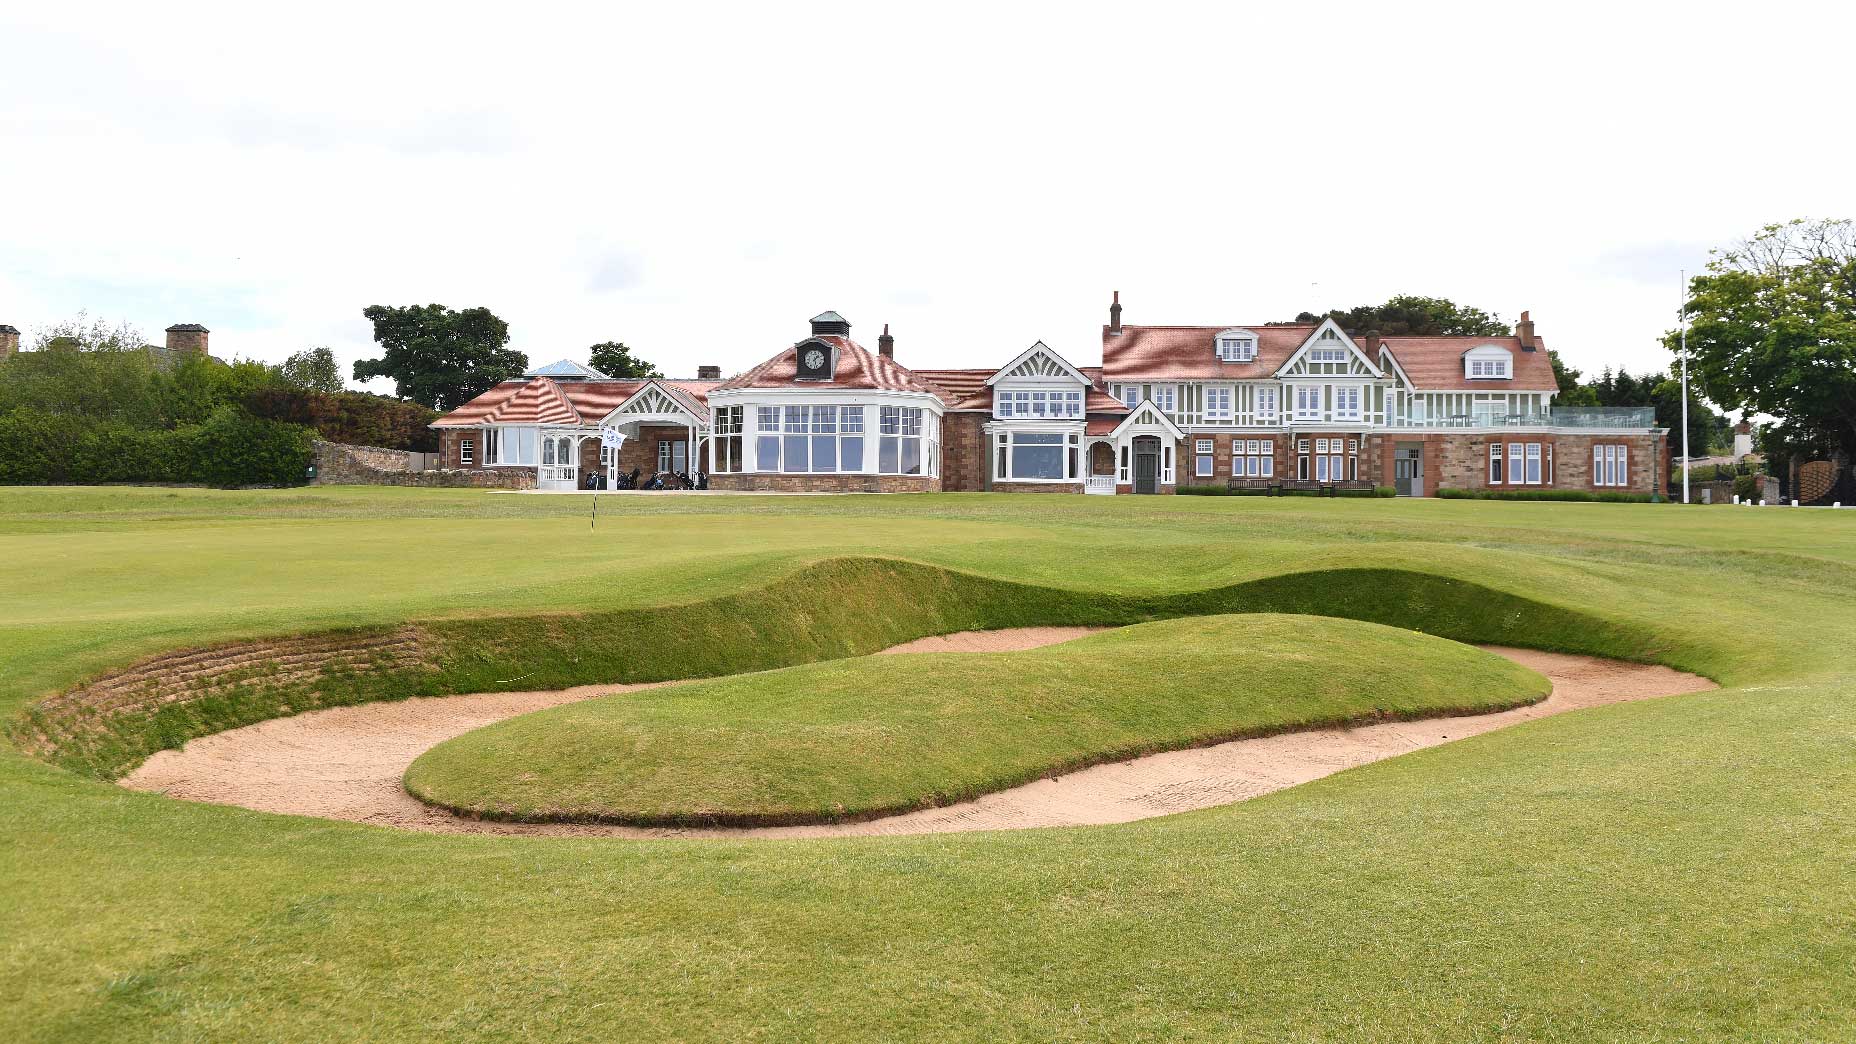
[[4, 486, 1856, 1042], [405, 615, 1551, 825]]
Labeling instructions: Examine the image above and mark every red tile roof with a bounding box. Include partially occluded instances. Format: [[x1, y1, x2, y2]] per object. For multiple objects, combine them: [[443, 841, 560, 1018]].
[[713, 335, 953, 402], [433, 378, 720, 427], [1101, 325, 1316, 381], [910, 368, 992, 409], [1379, 336, 1557, 392]]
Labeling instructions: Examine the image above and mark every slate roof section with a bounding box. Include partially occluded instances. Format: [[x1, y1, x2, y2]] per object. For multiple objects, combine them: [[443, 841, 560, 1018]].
[[432, 378, 722, 427], [1101, 324, 1316, 381], [1379, 336, 1557, 392], [712, 335, 951, 401]]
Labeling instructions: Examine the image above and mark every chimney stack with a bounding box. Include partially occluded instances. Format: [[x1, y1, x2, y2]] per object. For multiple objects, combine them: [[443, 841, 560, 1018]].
[[166, 323, 210, 355], [0, 325, 18, 359], [809, 311, 850, 337], [878, 323, 894, 359], [1515, 310, 1537, 351], [1109, 291, 1122, 334], [1364, 329, 1382, 354], [696, 365, 722, 380]]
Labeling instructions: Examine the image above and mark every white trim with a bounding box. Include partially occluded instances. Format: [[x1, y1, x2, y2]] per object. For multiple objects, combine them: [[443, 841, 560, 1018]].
[[1274, 318, 1384, 378], [984, 340, 1091, 386], [1104, 399, 1186, 441]]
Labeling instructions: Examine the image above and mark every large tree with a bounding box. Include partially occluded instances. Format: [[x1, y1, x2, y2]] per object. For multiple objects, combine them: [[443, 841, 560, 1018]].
[[1279, 294, 1509, 337], [352, 305, 526, 410], [279, 346, 344, 392], [587, 341, 662, 379], [1675, 218, 1856, 460]]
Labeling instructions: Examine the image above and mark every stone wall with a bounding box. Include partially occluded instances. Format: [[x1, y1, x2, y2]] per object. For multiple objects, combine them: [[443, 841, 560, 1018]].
[[707, 473, 940, 493], [991, 481, 1083, 494], [313, 440, 534, 489], [1428, 432, 1667, 496]]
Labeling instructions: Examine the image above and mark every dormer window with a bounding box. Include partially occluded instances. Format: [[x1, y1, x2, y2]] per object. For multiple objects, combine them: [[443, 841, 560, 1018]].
[[1464, 345, 1513, 380], [1214, 329, 1257, 362]]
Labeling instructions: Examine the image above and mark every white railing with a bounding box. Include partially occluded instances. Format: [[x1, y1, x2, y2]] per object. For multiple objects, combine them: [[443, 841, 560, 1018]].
[[1084, 475, 1117, 495], [539, 465, 579, 487]]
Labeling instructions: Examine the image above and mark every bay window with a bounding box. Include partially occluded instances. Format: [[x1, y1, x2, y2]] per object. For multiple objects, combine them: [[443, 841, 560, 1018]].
[[997, 431, 1070, 480], [485, 426, 537, 466], [879, 406, 926, 475], [753, 404, 866, 473]]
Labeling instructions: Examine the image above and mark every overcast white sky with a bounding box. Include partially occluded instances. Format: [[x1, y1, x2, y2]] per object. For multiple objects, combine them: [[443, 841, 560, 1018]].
[[3, 1, 1850, 395]]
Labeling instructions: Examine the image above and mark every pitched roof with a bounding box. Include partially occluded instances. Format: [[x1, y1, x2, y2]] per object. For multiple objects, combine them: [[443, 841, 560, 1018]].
[[1101, 324, 1315, 380], [432, 378, 721, 427], [712, 335, 951, 401], [910, 368, 992, 410], [1379, 336, 1557, 392], [525, 359, 610, 380]]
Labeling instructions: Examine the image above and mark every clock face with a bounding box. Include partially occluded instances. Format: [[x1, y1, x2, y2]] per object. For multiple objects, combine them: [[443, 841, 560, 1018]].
[[804, 349, 826, 370]]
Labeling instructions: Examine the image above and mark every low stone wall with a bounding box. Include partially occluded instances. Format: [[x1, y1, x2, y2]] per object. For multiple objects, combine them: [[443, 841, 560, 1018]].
[[313, 440, 534, 489], [707, 473, 939, 493], [991, 481, 1083, 494]]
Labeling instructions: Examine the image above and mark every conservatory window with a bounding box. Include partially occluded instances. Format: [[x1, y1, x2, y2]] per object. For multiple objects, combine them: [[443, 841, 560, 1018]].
[[879, 406, 926, 475]]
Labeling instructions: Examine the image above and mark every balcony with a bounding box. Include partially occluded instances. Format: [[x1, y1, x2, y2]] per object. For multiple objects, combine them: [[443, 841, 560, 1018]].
[[1393, 407, 1658, 430]]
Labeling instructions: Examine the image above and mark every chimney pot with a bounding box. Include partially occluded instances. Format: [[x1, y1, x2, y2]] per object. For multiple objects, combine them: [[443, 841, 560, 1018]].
[[878, 323, 894, 359], [696, 365, 721, 380], [0, 324, 18, 359], [1109, 290, 1122, 334], [165, 323, 210, 355]]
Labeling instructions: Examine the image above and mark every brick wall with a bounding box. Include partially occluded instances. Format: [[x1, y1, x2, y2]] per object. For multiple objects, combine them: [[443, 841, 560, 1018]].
[[438, 429, 484, 470], [941, 412, 987, 492], [708, 473, 940, 493]]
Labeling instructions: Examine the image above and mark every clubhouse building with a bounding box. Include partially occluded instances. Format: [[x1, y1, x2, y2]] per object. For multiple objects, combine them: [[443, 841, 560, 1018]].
[[431, 298, 1669, 497]]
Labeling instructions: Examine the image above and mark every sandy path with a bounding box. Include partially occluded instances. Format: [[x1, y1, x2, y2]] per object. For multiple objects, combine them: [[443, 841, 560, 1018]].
[[121, 632, 1713, 839]]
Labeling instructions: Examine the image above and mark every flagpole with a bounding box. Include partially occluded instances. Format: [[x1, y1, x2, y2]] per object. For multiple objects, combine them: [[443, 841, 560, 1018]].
[[1679, 269, 1690, 504]]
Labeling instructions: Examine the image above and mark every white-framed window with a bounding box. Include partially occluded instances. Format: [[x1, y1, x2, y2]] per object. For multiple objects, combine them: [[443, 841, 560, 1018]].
[[998, 389, 1082, 419], [1204, 386, 1233, 421], [485, 426, 537, 466], [1152, 385, 1177, 415], [1489, 443, 1504, 484], [1116, 384, 1139, 410], [1217, 335, 1257, 362], [1294, 386, 1321, 420], [1508, 442, 1524, 485], [879, 406, 927, 475], [753, 404, 865, 473], [713, 405, 744, 473], [658, 439, 688, 473], [1335, 386, 1361, 420], [1232, 438, 1273, 477], [1296, 438, 1310, 479], [1309, 347, 1347, 363], [1195, 438, 1214, 477], [1594, 444, 1628, 487], [1256, 385, 1278, 422], [1469, 358, 1510, 378], [1525, 443, 1542, 484], [458, 438, 474, 465]]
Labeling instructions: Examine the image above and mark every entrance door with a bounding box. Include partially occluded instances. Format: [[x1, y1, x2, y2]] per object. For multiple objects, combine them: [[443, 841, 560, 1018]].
[[1394, 446, 1423, 497], [1133, 436, 1160, 494]]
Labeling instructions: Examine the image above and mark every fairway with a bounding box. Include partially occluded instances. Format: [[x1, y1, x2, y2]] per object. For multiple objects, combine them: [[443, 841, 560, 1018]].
[[4, 486, 1856, 1042]]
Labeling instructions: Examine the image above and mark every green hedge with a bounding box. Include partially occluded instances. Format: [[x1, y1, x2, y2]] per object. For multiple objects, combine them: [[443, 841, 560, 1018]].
[[1436, 487, 1657, 504], [1179, 484, 1396, 498], [245, 388, 439, 452], [0, 406, 313, 487]]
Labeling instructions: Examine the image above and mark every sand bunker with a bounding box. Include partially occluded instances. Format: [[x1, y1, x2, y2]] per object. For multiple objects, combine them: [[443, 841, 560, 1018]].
[[121, 630, 1713, 839]]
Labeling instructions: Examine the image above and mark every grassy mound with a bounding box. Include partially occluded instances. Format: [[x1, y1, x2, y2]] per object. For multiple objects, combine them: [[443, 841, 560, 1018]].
[[21, 559, 1655, 781], [404, 615, 1551, 826]]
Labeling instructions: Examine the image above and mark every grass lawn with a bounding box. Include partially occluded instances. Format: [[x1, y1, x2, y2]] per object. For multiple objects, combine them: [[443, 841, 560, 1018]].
[[406, 615, 1550, 825], [3, 486, 1856, 1041]]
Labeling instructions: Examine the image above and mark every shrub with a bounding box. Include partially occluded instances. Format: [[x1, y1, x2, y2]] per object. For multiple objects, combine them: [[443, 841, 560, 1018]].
[[1733, 474, 1759, 503], [1436, 488, 1655, 504], [245, 388, 439, 451], [190, 407, 316, 487]]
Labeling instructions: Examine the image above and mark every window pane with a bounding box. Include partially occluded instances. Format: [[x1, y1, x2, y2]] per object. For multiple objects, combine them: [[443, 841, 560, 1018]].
[[901, 437, 922, 475], [783, 434, 808, 472], [1011, 443, 1064, 479], [840, 436, 863, 471], [841, 406, 864, 432], [879, 436, 899, 473], [880, 407, 900, 435], [813, 409, 836, 434], [810, 435, 836, 472]]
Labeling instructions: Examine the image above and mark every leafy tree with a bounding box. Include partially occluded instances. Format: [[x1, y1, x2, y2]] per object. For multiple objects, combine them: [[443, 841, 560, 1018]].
[[352, 304, 526, 410], [30, 311, 146, 353], [1280, 295, 1509, 337], [1549, 350, 1599, 404], [587, 341, 663, 379], [279, 346, 345, 392], [1674, 218, 1856, 460], [1650, 376, 1718, 459]]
